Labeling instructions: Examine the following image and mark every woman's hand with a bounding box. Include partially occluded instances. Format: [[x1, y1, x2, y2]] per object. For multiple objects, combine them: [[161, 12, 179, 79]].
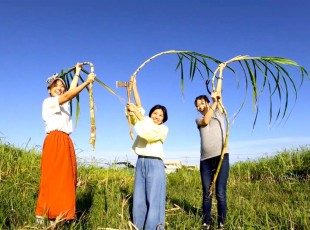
[[127, 103, 136, 113], [211, 91, 221, 103], [87, 73, 96, 84], [129, 75, 137, 90], [130, 75, 136, 84], [75, 63, 83, 76]]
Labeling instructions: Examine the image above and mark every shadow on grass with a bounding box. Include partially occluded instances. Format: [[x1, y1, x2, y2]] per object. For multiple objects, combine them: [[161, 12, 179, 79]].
[[168, 197, 201, 217], [75, 184, 95, 224], [120, 186, 134, 222]]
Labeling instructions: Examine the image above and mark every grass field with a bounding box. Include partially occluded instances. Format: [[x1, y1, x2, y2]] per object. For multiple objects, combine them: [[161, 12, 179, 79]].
[[0, 142, 309, 229]]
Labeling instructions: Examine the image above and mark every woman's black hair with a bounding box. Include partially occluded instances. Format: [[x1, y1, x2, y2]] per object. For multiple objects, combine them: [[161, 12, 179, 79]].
[[149, 104, 168, 123]]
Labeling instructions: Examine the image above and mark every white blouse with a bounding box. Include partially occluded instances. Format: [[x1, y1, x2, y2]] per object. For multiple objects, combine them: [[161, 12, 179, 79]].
[[42, 96, 72, 134]]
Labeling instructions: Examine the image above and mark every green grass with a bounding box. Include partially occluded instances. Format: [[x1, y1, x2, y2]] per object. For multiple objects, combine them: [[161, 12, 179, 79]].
[[0, 142, 309, 229]]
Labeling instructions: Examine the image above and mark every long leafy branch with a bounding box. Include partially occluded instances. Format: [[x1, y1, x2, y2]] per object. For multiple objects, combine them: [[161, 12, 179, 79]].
[[127, 50, 309, 195], [58, 62, 121, 151]]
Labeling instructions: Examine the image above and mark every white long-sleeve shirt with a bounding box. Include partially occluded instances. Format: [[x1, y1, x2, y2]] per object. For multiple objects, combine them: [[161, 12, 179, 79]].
[[130, 109, 168, 160]]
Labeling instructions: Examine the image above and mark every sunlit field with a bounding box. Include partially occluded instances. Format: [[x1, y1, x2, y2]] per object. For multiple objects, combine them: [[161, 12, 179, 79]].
[[0, 142, 309, 229]]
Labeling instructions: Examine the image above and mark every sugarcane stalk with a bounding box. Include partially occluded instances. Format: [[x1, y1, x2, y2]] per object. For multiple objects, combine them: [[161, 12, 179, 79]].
[[208, 55, 267, 195], [208, 56, 250, 195], [81, 62, 96, 151], [129, 50, 196, 94], [61, 61, 123, 151], [127, 81, 134, 140], [89, 81, 96, 151], [125, 50, 223, 140], [127, 51, 307, 188], [129, 51, 230, 193], [208, 62, 229, 196], [208, 55, 263, 193], [126, 51, 178, 140]]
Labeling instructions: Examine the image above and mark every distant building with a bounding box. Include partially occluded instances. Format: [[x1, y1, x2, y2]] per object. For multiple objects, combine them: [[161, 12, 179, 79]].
[[184, 165, 199, 170], [110, 161, 135, 169], [109, 159, 198, 174], [164, 160, 182, 174]]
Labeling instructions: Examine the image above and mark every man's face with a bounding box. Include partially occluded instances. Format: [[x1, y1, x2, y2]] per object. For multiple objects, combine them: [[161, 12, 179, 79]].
[[196, 99, 209, 114]]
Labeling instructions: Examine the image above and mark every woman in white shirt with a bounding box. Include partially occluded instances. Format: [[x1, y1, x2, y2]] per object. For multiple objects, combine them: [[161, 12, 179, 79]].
[[36, 63, 95, 223], [126, 76, 168, 230]]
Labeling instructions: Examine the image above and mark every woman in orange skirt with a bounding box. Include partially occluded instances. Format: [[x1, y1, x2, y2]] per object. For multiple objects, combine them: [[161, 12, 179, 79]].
[[35, 63, 95, 222]]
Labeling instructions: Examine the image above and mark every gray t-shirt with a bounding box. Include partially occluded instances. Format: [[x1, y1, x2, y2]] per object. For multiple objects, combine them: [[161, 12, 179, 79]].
[[196, 109, 228, 161]]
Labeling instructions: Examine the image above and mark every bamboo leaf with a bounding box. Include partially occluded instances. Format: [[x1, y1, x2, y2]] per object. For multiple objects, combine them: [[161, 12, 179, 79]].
[[256, 60, 280, 96], [176, 54, 185, 95], [231, 60, 249, 122], [254, 60, 282, 126], [75, 94, 80, 128], [175, 54, 183, 71], [268, 82, 273, 126], [180, 57, 185, 94], [96, 78, 124, 101], [177, 54, 206, 81], [81, 69, 123, 101], [262, 60, 294, 123], [271, 61, 298, 101], [202, 58, 211, 79], [244, 60, 258, 111], [189, 56, 194, 79], [252, 60, 267, 94], [279, 71, 289, 120], [252, 100, 259, 130], [191, 57, 197, 80]]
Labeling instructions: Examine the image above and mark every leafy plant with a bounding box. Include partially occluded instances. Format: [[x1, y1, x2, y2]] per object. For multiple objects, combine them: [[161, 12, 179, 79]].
[[57, 62, 121, 151], [126, 50, 309, 194]]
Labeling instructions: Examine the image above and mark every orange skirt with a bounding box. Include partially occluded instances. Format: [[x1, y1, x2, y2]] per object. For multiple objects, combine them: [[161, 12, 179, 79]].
[[35, 130, 77, 220]]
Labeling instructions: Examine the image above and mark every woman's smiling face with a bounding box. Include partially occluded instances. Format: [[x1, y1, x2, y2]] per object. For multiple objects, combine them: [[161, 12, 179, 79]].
[[48, 79, 66, 97], [150, 108, 164, 125]]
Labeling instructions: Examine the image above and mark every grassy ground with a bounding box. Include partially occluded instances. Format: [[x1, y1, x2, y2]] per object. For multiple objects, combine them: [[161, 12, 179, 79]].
[[0, 142, 309, 229]]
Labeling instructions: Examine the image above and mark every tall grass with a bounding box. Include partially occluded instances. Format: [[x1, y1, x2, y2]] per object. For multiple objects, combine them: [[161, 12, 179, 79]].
[[0, 142, 309, 229]]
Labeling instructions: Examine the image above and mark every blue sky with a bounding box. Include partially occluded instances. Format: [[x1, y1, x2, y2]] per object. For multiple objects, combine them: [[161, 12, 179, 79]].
[[1, 0, 309, 166]]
